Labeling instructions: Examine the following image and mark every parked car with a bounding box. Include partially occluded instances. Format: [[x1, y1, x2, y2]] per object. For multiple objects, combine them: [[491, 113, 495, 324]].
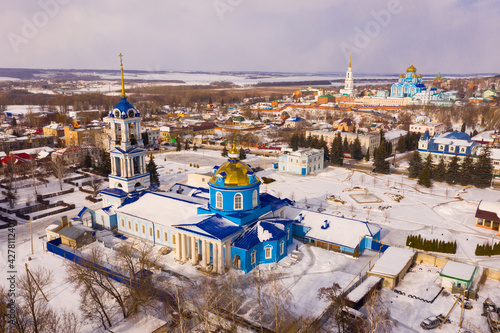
[[487, 312, 500, 333], [420, 314, 450, 330]]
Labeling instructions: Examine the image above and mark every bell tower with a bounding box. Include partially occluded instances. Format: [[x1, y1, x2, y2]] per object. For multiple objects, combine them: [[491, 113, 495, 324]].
[[103, 54, 150, 203]]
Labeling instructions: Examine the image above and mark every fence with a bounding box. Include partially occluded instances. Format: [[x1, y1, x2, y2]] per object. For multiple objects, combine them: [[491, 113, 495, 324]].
[[46, 238, 136, 286]]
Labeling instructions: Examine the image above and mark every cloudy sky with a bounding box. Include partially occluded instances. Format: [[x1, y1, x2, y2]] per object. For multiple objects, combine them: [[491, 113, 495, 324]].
[[1, 0, 499, 74]]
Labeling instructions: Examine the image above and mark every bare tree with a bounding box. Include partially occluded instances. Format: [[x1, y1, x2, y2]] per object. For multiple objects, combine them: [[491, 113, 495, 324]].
[[27, 151, 40, 195], [51, 156, 68, 191], [65, 253, 113, 329], [262, 271, 299, 332], [88, 176, 104, 198], [17, 266, 53, 333], [317, 282, 351, 333], [362, 290, 395, 333], [114, 242, 159, 316]]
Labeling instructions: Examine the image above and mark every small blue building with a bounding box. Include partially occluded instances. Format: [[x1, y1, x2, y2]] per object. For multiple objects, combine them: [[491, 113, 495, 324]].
[[418, 131, 478, 163]]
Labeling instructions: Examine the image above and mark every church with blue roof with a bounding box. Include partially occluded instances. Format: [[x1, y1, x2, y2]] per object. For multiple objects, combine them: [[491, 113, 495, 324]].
[[391, 64, 427, 98], [78, 56, 382, 274]]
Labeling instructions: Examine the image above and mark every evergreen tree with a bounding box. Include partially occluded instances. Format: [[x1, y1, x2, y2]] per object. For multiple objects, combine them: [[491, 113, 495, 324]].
[[323, 143, 330, 162], [424, 154, 434, 179], [433, 157, 446, 182], [351, 137, 363, 160], [445, 155, 460, 185], [221, 146, 228, 157], [330, 134, 343, 166], [193, 144, 198, 151], [373, 147, 390, 174], [310, 136, 319, 149], [96, 150, 111, 176], [147, 156, 160, 186], [239, 148, 246, 160], [290, 133, 299, 151], [408, 151, 423, 178], [396, 136, 406, 153], [342, 137, 350, 154], [184, 139, 190, 150], [459, 155, 474, 186], [176, 139, 181, 151], [461, 123, 466, 133], [365, 147, 370, 161], [474, 146, 493, 188], [83, 153, 92, 168], [418, 166, 432, 188], [306, 134, 312, 147]]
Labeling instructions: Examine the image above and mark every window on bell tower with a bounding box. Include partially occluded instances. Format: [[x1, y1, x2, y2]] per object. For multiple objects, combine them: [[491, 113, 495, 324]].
[[252, 190, 258, 207]]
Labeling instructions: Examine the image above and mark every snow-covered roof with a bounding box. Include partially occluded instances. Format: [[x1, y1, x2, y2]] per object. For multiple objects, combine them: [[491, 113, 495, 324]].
[[440, 261, 476, 282], [232, 219, 290, 250], [285, 207, 381, 249], [346, 276, 382, 303], [432, 132, 475, 147], [476, 200, 500, 222], [384, 129, 408, 142], [174, 214, 242, 240], [368, 247, 415, 277], [471, 130, 495, 143], [289, 148, 322, 157], [117, 191, 206, 228], [476, 147, 500, 161]]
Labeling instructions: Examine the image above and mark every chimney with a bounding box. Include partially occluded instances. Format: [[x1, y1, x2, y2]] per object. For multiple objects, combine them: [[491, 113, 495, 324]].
[[298, 213, 303, 223], [321, 220, 329, 230], [61, 215, 68, 227]]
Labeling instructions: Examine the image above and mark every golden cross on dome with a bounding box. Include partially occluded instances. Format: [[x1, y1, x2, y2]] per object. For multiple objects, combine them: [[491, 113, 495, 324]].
[[119, 53, 126, 98]]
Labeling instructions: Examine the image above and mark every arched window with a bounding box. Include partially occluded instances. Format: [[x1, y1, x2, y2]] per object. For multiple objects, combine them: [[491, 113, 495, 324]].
[[128, 109, 135, 118], [252, 190, 258, 207], [114, 110, 120, 118], [234, 193, 242, 210], [216, 192, 223, 209]]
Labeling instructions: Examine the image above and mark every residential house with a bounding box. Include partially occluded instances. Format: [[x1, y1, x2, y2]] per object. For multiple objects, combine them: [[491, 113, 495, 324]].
[[278, 148, 324, 175]]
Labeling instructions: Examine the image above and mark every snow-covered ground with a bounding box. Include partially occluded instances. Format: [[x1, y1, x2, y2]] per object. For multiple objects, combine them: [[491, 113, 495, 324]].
[[1, 149, 499, 332]]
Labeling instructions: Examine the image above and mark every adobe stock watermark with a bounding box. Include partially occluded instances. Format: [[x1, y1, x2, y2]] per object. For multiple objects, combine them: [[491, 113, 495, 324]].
[[7, 0, 72, 54], [339, 0, 403, 62], [213, 0, 244, 21]]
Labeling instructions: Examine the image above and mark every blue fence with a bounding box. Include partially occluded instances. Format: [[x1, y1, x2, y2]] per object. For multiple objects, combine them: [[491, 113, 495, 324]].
[[47, 238, 138, 287], [369, 239, 390, 252]]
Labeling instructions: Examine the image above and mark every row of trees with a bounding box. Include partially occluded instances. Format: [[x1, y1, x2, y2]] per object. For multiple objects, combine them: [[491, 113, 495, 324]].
[[406, 235, 457, 254], [475, 242, 500, 256], [408, 147, 493, 188], [395, 132, 421, 153]]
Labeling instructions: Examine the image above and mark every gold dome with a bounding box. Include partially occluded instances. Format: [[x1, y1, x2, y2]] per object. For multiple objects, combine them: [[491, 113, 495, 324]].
[[399, 74, 405, 78], [417, 74, 422, 78], [209, 161, 259, 187], [406, 63, 417, 73]]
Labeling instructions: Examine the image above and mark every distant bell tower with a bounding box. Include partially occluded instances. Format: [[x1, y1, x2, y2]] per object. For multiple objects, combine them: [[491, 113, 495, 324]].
[[104, 54, 150, 200], [345, 53, 354, 90], [340, 53, 356, 97]]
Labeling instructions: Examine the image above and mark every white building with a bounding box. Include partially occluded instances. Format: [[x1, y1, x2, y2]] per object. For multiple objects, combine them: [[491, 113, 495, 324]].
[[278, 148, 324, 175], [339, 55, 357, 97], [409, 122, 446, 136]]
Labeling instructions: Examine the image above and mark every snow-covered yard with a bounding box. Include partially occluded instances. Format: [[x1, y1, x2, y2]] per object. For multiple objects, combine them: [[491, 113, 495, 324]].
[[1, 149, 500, 332]]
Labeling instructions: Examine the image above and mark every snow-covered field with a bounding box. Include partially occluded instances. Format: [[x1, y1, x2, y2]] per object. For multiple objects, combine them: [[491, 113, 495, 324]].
[[1, 149, 500, 332]]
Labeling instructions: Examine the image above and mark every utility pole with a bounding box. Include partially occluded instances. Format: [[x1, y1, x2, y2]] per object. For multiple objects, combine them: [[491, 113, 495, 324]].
[[30, 217, 34, 255]]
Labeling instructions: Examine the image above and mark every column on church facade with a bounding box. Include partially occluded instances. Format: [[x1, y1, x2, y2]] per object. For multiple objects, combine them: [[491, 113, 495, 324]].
[[175, 231, 181, 260], [201, 239, 207, 269], [225, 240, 232, 269], [120, 159, 125, 177], [181, 233, 187, 261], [217, 243, 224, 274], [110, 157, 115, 175], [206, 241, 211, 266], [191, 236, 198, 265], [212, 242, 218, 273]]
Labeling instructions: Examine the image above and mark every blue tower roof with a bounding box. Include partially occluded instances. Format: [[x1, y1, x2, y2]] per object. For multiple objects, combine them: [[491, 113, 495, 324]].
[[109, 97, 140, 119]]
